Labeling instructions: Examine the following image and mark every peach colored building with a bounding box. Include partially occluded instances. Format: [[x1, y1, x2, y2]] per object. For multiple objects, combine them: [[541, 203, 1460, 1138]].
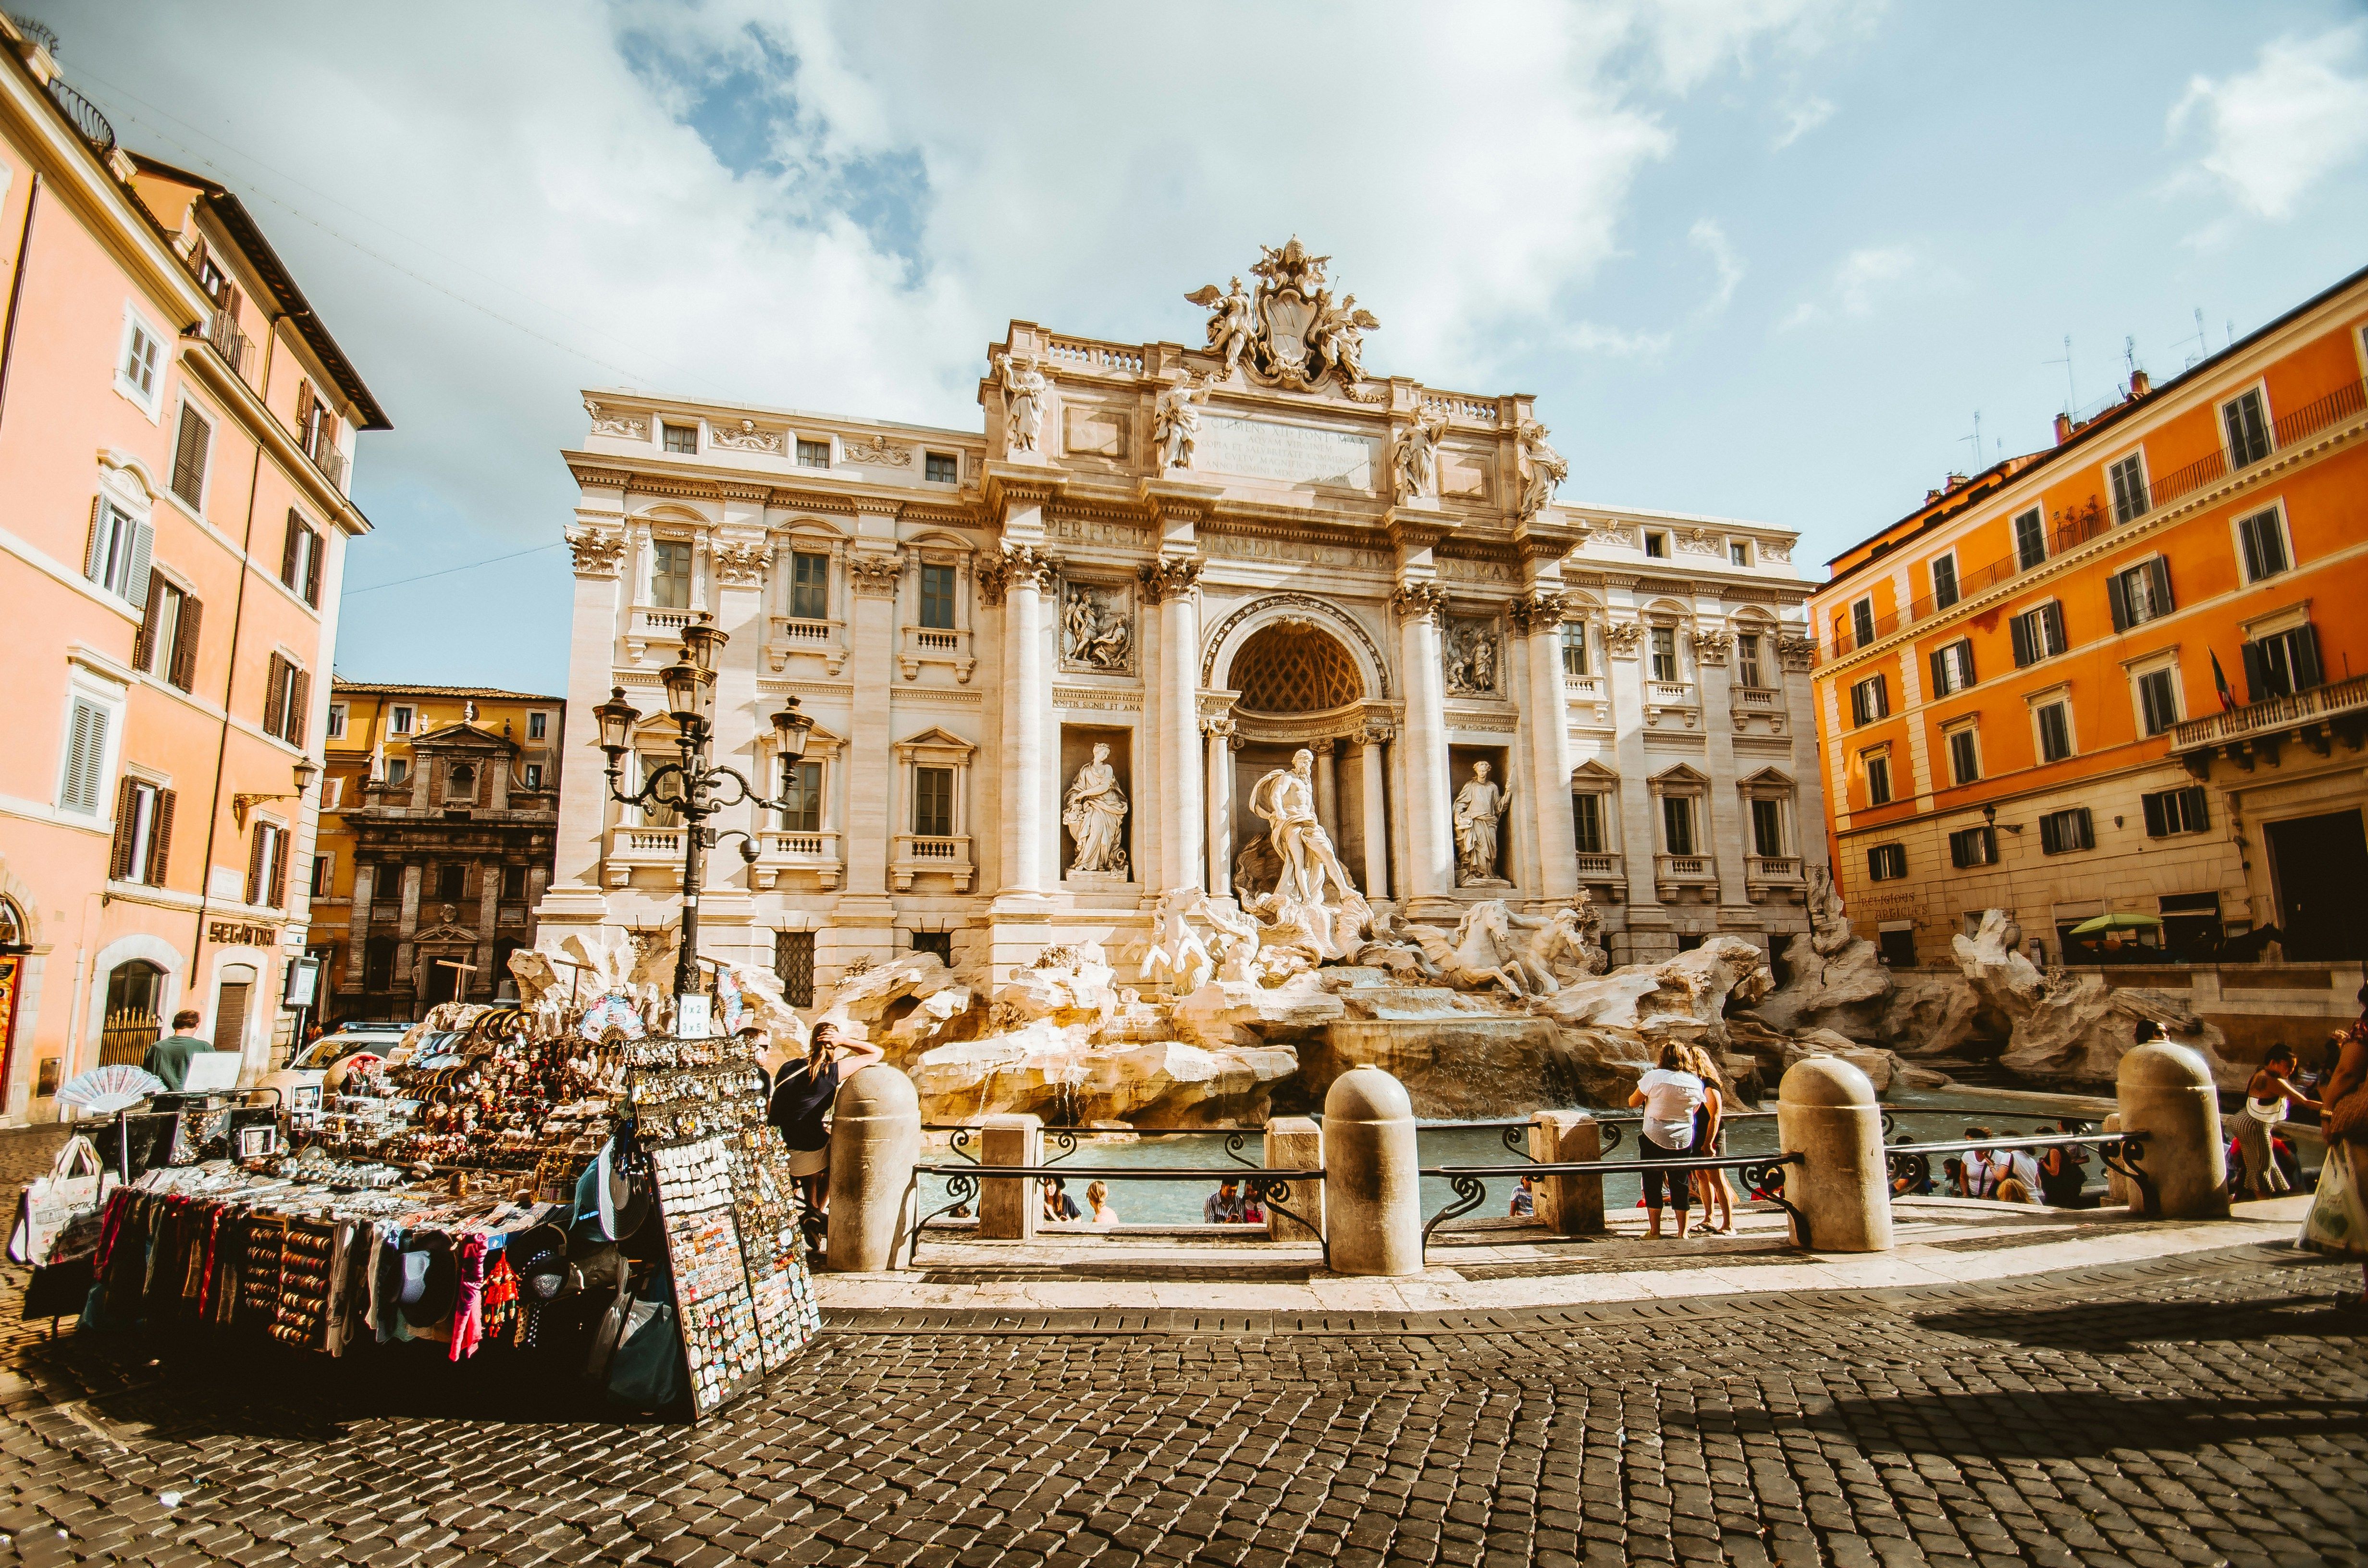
[[0, 21, 388, 1121], [1807, 264, 2368, 1013]]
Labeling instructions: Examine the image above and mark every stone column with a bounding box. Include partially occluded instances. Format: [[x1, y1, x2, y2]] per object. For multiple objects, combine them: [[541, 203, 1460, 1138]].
[[394, 863, 422, 989], [1520, 595, 1579, 904], [1393, 583, 1454, 912], [1529, 1110, 1603, 1234], [846, 549, 901, 900], [1313, 739, 1338, 840], [1147, 557, 1206, 894], [544, 521, 630, 923], [346, 865, 374, 987], [1006, 553, 1054, 894], [1359, 727, 1390, 901], [474, 862, 499, 1000], [1204, 714, 1235, 895]]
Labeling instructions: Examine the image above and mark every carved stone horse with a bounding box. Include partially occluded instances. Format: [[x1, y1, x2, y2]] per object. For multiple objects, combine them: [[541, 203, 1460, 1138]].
[[1412, 900, 1549, 1000]]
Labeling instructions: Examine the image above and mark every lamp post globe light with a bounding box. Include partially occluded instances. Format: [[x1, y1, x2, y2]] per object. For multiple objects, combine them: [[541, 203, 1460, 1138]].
[[593, 613, 814, 1037]]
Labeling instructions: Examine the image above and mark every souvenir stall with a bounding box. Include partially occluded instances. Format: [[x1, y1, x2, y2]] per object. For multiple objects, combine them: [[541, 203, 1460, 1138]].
[[22, 956, 822, 1419]]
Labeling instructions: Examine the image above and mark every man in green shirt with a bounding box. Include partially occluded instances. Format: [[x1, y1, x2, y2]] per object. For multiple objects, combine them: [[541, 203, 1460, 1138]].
[[143, 1009, 212, 1092]]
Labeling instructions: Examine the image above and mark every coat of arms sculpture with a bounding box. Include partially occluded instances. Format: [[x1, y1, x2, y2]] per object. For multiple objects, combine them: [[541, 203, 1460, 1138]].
[[1187, 237, 1380, 394]]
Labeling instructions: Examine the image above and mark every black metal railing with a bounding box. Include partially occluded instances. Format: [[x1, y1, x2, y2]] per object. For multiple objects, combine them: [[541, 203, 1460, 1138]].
[[926, 1123, 1265, 1170], [45, 76, 115, 157], [1880, 1130, 2153, 1216], [907, 1162, 1326, 1268], [1419, 1152, 1808, 1258]]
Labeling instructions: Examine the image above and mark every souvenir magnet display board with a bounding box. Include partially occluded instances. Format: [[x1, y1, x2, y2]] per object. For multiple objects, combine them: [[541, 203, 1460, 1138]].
[[624, 1033, 821, 1419]]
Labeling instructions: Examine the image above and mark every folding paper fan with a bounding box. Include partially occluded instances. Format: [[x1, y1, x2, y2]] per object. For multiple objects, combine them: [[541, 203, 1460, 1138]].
[[55, 1064, 166, 1115]]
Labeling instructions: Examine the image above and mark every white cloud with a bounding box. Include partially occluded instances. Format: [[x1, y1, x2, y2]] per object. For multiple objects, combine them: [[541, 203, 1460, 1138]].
[[1773, 94, 1835, 148], [2169, 22, 2368, 223], [31, 0, 1873, 683], [1690, 217, 1744, 315], [1559, 322, 1676, 358], [1778, 243, 1938, 330]]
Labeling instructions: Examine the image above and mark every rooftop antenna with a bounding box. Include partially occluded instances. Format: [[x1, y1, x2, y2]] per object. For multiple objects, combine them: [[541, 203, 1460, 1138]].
[[1960, 410, 1985, 472], [2045, 335, 2075, 413], [2122, 334, 2139, 393], [2227, 317, 2236, 349], [2178, 308, 2208, 368]]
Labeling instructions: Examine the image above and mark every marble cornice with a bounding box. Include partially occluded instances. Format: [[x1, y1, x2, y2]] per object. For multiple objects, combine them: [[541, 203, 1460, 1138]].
[[1199, 515, 1386, 552]]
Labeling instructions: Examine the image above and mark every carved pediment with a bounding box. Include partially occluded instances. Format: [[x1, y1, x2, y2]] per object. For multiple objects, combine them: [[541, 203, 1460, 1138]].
[[411, 923, 480, 945]]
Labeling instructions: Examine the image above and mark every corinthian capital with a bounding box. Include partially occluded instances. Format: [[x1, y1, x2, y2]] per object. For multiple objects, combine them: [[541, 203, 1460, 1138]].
[[1508, 589, 1568, 634], [565, 525, 626, 578], [1139, 554, 1205, 604], [848, 551, 904, 598], [1390, 581, 1448, 625], [980, 542, 1058, 605]]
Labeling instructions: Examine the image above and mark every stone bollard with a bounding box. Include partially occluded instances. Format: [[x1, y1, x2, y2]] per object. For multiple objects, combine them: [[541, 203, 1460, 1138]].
[[2099, 1114, 2132, 1209], [1529, 1111, 1604, 1234], [825, 1064, 920, 1272], [976, 1114, 1041, 1240], [2115, 1042, 2228, 1220], [1264, 1116, 1323, 1243], [1323, 1066, 1422, 1275], [1775, 1057, 1894, 1253]]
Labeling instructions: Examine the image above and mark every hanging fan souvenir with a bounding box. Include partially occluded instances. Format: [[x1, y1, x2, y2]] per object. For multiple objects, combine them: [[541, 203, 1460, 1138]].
[[715, 967, 747, 1033], [55, 1064, 166, 1116], [577, 992, 647, 1043]]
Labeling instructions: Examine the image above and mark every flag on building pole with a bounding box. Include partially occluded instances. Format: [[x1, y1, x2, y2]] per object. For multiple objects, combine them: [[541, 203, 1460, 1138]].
[[2210, 649, 2237, 713]]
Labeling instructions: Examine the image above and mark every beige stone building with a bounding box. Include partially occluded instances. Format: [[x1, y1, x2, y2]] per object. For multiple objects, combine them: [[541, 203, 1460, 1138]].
[[538, 243, 1826, 997]]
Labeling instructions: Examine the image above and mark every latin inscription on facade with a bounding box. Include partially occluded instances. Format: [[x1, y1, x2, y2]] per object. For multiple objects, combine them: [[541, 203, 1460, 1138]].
[[1200, 416, 1378, 491]]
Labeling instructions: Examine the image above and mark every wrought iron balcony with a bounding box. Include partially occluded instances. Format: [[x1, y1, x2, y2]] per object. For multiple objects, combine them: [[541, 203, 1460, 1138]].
[[45, 76, 114, 157], [2169, 672, 2368, 773]]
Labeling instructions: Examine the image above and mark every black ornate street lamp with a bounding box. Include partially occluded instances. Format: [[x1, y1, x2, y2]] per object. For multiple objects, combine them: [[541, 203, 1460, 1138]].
[[592, 614, 813, 1036]]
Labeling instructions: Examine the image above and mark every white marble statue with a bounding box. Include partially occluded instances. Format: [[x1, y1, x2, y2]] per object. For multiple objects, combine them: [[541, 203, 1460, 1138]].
[[1141, 889, 1214, 993], [997, 352, 1047, 455], [1185, 276, 1258, 378], [1247, 748, 1357, 914], [1061, 587, 1132, 672], [1392, 408, 1448, 502], [1307, 291, 1378, 385], [1153, 376, 1209, 469], [1453, 760, 1509, 885], [1517, 421, 1568, 521], [1061, 744, 1129, 874]]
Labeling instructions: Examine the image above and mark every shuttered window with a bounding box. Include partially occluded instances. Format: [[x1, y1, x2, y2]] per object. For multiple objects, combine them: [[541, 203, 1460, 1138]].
[[1850, 674, 1889, 726], [58, 698, 109, 814], [2222, 389, 2270, 467], [260, 656, 308, 745], [1850, 599, 1875, 647], [2236, 509, 2289, 582], [247, 822, 288, 908], [2136, 668, 2180, 735], [2036, 701, 2072, 763], [134, 576, 199, 688], [170, 404, 211, 509], [2010, 602, 2068, 667], [2141, 786, 2208, 838], [2244, 625, 2324, 701], [2013, 508, 2046, 570], [1948, 826, 1997, 869], [1947, 729, 1980, 785], [1864, 752, 1892, 806], [84, 499, 151, 602], [2108, 455, 2149, 523], [2039, 807, 2094, 856], [1867, 843, 1907, 881], [1930, 554, 1959, 609], [1929, 639, 1976, 696], [2107, 558, 2174, 632], [281, 512, 322, 607], [107, 779, 174, 886]]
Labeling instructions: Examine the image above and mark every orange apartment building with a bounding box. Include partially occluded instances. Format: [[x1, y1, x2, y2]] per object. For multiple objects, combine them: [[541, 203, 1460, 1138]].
[[0, 20, 389, 1120], [1809, 263, 2368, 983]]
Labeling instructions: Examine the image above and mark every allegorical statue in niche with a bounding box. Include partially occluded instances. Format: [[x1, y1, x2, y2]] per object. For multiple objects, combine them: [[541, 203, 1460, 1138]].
[[1247, 748, 1356, 913], [1392, 407, 1448, 502], [1062, 743, 1129, 875], [1444, 623, 1498, 697], [1152, 376, 1209, 469], [996, 352, 1047, 456], [1453, 760, 1510, 886]]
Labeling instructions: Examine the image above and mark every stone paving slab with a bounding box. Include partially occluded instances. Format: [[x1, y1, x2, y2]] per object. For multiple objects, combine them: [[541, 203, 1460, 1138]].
[[0, 1242, 2359, 1567]]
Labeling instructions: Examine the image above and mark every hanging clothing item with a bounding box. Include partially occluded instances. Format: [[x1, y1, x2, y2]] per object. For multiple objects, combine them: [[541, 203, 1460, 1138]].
[[448, 1234, 490, 1362]]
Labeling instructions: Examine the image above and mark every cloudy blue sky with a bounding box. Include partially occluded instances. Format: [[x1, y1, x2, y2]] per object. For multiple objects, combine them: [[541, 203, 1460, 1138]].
[[36, 1, 2368, 692]]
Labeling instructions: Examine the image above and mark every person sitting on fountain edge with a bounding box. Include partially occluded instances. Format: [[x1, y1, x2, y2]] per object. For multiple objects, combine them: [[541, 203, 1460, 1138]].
[[1205, 1179, 1246, 1224]]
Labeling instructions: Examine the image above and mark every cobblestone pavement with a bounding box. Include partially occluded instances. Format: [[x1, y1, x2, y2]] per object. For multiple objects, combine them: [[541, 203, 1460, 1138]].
[[0, 1242, 2358, 1568]]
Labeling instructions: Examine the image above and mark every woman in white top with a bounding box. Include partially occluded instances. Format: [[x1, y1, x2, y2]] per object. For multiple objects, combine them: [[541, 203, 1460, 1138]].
[[2239, 1045, 2319, 1198], [1628, 1041, 1706, 1238]]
